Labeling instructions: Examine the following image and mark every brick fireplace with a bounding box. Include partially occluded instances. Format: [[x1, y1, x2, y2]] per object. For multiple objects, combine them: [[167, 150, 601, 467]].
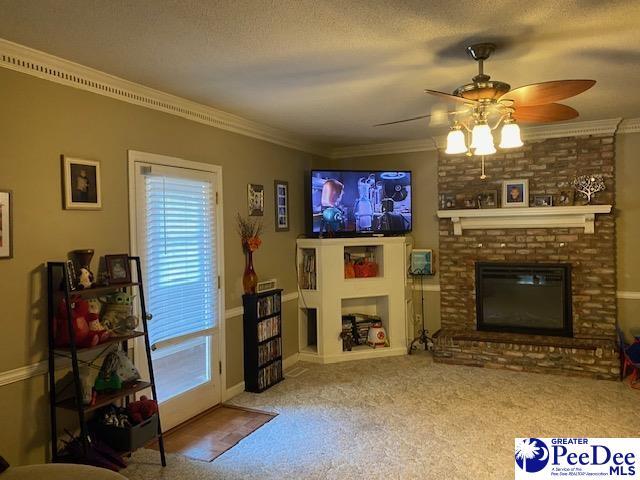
[[432, 134, 619, 380]]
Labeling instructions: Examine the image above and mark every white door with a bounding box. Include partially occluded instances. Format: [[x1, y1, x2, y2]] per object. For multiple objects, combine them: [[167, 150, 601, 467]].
[[132, 157, 222, 430]]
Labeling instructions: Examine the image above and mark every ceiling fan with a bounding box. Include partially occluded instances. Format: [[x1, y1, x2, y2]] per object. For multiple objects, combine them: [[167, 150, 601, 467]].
[[375, 43, 596, 156]]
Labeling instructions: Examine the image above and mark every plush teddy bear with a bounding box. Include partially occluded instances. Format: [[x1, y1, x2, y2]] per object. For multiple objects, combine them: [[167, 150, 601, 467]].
[[127, 395, 158, 424], [87, 298, 110, 344], [54, 297, 101, 348]]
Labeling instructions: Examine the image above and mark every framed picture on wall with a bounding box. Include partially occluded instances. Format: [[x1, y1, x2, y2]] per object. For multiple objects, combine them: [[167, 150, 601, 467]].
[[274, 180, 289, 232], [62, 156, 102, 210], [501, 179, 529, 208], [0, 190, 13, 259], [248, 183, 264, 216]]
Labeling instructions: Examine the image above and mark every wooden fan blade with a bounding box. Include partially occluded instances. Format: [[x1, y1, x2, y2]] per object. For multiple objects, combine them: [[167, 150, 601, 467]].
[[512, 103, 579, 123], [500, 79, 595, 107], [424, 89, 477, 105]]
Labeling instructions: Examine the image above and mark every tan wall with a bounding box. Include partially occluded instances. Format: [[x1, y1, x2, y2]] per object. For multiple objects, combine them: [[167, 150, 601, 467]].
[[616, 131, 640, 337], [0, 67, 321, 464], [327, 133, 640, 338]]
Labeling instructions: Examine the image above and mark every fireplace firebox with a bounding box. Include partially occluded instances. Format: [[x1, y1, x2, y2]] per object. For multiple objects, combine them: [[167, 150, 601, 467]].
[[476, 263, 572, 337]]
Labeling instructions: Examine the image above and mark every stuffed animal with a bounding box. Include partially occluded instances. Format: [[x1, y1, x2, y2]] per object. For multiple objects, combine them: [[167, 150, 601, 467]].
[[127, 395, 158, 424], [87, 298, 110, 343], [77, 267, 94, 289], [99, 292, 139, 335], [54, 297, 99, 348]]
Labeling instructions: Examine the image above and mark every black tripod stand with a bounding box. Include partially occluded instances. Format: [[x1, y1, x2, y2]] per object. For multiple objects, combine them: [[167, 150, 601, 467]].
[[408, 273, 434, 354]]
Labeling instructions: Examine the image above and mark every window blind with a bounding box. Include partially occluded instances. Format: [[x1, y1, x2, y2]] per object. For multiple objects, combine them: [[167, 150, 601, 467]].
[[143, 174, 217, 348]]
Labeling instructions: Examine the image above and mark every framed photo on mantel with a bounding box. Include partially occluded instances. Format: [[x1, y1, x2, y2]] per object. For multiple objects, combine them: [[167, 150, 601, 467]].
[[502, 179, 529, 208]]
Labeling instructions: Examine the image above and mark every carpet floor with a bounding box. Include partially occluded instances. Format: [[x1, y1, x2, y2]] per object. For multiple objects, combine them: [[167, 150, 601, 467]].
[[122, 353, 640, 479]]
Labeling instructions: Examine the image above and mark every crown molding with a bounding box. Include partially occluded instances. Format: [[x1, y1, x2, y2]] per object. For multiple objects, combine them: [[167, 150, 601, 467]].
[[329, 117, 638, 159], [0, 38, 329, 157], [618, 117, 640, 134], [330, 138, 438, 159]]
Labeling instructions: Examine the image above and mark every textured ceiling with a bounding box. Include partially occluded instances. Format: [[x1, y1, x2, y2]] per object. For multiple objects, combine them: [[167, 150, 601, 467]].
[[0, 0, 639, 147]]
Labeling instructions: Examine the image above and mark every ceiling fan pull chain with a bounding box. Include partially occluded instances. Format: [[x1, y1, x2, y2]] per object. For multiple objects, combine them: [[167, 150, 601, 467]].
[[480, 156, 487, 180]]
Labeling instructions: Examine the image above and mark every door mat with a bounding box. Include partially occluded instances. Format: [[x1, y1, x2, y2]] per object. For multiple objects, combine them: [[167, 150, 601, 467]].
[[149, 405, 276, 462]]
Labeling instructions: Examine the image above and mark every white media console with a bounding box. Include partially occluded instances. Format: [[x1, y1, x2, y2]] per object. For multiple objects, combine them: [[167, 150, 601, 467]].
[[296, 236, 413, 363]]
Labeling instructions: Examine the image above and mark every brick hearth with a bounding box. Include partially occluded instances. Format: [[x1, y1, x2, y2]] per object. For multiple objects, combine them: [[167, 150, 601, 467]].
[[433, 134, 619, 380]]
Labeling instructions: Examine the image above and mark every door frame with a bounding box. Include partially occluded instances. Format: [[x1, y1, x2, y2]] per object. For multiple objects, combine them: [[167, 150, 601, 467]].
[[127, 149, 227, 408]]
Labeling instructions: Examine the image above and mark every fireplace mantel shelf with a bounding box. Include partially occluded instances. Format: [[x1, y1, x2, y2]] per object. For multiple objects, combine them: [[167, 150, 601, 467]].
[[437, 205, 612, 235]]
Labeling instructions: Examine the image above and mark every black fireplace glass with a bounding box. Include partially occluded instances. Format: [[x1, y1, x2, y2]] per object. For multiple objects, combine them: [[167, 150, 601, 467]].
[[476, 263, 572, 336]]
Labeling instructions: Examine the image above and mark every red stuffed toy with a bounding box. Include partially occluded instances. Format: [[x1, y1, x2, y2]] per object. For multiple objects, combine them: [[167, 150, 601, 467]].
[[127, 396, 158, 424], [54, 297, 100, 348]]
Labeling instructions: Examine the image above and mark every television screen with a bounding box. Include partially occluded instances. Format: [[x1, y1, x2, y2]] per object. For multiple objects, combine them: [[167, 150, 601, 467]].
[[310, 170, 412, 235]]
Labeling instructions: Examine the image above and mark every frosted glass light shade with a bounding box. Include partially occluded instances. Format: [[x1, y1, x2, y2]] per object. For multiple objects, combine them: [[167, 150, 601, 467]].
[[499, 122, 524, 148], [470, 123, 492, 149], [474, 142, 497, 155], [445, 129, 468, 154]]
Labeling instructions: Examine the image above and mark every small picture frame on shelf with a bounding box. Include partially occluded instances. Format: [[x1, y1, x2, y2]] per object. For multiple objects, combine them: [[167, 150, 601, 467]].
[[248, 183, 264, 216], [439, 193, 456, 210], [502, 179, 529, 208], [274, 180, 289, 232], [64, 260, 78, 291], [105, 254, 131, 284], [0, 190, 13, 259], [533, 195, 553, 207], [556, 190, 574, 206], [462, 196, 477, 209], [478, 190, 498, 209], [62, 156, 102, 210]]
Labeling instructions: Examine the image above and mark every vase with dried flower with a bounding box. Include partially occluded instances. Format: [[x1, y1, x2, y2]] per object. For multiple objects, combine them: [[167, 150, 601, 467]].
[[236, 214, 263, 294]]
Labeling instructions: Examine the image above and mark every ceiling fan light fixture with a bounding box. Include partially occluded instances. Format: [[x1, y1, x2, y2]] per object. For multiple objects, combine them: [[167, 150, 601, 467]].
[[445, 127, 468, 154], [474, 141, 497, 156], [499, 121, 523, 149], [470, 122, 492, 149]]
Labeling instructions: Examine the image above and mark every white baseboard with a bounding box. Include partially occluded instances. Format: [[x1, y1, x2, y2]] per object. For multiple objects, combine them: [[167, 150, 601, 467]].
[[223, 381, 245, 402], [283, 353, 300, 370]]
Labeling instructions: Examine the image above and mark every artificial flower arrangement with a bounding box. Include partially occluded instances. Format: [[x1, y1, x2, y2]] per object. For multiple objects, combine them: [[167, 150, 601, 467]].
[[236, 214, 263, 293]]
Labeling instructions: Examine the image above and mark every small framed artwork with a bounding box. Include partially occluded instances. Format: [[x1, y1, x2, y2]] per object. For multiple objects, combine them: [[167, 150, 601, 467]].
[[409, 249, 433, 276], [274, 180, 289, 232], [62, 156, 102, 210], [502, 179, 529, 208], [105, 254, 131, 284], [439, 193, 457, 210], [462, 196, 477, 209], [478, 190, 498, 209], [248, 183, 264, 216], [533, 194, 553, 207], [0, 190, 13, 259], [556, 190, 574, 206]]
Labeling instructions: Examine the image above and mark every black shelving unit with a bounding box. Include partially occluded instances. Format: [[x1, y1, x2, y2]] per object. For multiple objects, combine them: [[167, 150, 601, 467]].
[[46, 257, 166, 466], [242, 289, 284, 392]]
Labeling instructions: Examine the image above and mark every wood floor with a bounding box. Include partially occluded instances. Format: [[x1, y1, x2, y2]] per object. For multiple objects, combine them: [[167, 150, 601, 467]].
[[150, 405, 276, 461]]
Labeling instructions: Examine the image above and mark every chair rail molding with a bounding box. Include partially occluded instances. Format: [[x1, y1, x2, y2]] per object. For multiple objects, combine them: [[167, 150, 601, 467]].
[[0, 38, 328, 156], [437, 205, 612, 235]]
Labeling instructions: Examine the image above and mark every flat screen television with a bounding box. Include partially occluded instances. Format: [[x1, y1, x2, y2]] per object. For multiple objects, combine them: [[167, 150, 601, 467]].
[[310, 170, 412, 236]]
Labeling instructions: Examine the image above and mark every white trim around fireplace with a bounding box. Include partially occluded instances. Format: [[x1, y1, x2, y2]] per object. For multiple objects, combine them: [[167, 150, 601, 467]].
[[437, 205, 612, 236]]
